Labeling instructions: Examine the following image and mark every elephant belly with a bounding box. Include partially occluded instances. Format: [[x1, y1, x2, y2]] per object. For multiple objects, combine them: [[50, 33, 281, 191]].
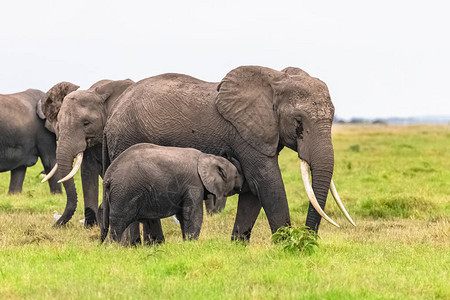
[[138, 194, 182, 220], [109, 180, 182, 221], [0, 115, 39, 171], [0, 143, 38, 172]]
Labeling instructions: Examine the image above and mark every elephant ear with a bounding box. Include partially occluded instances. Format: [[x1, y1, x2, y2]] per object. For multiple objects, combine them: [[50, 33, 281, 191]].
[[94, 79, 134, 104], [42, 82, 79, 122], [216, 66, 286, 157], [197, 153, 228, 198], [36, 98, 46, 119]]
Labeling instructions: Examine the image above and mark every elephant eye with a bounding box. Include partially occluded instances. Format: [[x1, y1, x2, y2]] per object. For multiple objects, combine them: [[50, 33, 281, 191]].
[[296, 119, 304, 139], [83, 120, 90, 126]]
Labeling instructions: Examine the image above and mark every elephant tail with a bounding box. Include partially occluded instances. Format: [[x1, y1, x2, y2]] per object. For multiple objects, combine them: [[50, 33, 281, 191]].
[[100, 181, 110, 243]]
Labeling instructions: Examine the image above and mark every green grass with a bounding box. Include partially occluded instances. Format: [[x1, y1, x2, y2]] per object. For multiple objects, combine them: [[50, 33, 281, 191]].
[[1, 124, 449, 299]]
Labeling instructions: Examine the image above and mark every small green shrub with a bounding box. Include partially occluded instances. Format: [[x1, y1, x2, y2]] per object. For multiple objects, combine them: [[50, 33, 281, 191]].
[[272, 226, 319, 255]]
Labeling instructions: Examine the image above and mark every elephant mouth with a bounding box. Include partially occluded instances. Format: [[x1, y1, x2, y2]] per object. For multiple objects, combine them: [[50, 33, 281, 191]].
[[41, 152, 84, 184], [57, 152, 84, 183], [86, 138, 93, 147], [299, 159, 356, 228], [86, 136, 101, 148]]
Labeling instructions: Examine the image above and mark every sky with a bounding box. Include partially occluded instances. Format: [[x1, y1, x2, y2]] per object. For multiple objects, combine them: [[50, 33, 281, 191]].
[[1, 0, 449, 119]]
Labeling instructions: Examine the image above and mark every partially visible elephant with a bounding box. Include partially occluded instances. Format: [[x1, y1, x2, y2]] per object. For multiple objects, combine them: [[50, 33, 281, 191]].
[[100, 143, 244, 244], [38, 79, 134, 226], [104, 66, 355, 241], [0, 89, 61, 194]]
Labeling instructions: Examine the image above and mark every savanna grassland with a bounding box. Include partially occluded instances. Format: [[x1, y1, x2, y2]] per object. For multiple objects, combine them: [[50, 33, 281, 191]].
[[0, 124, 449, 299]]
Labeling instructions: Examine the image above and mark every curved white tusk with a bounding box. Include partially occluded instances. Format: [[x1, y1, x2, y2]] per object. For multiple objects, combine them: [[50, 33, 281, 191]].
[[41, 163, 58, 183], [300, 160, 340, 228], [330, 180, 356, 227], [57, 152, 83, 183]]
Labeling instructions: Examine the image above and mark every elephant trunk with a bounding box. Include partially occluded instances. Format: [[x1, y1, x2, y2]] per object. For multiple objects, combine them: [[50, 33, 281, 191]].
[[53, 141, 82, 226], [55, 178, 78, 227], [302, 122, 335, 232]]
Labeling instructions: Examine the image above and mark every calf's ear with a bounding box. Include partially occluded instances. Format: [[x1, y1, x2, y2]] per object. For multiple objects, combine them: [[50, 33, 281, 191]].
[[197, 154, 227, 197]]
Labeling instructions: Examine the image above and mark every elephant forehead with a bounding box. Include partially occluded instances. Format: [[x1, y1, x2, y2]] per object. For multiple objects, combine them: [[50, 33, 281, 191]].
[[294, 97, 335, 120], [66, 90, 93, 101], [285, 79, 334, 120], [63, 92, 98, 108]]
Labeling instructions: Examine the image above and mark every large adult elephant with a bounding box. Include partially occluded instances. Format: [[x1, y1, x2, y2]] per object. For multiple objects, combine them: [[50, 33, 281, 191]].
[[38, 79, 135, 226], [103, 66, 354, 241], [0, 89, 61, 194]]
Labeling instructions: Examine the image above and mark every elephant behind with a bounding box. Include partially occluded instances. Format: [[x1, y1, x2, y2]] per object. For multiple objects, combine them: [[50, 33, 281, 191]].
[[38, 79, 134, 227], [104, 66, 355, 241], [0, 89, 61, 194]]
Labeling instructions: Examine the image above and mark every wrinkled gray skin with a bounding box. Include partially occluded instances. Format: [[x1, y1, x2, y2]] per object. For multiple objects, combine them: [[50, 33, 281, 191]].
[[100, 143, 244, 244], [0, 89, 61, 194], [104, 66, 335, 241], [39, 79, 134, 227]]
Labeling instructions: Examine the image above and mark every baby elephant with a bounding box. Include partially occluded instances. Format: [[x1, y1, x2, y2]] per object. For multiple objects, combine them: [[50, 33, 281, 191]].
[[100, 143, 243, 243]]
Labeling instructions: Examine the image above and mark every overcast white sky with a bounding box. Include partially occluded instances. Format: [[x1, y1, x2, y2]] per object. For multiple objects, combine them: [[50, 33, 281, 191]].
[[1, 0, 449, 119]]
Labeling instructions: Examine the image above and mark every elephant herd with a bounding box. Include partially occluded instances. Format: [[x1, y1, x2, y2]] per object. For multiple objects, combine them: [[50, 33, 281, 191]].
[[0, 65, 355, 244]]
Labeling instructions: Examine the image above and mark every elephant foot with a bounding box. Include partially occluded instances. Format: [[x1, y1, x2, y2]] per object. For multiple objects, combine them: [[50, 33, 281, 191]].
[[142, 219, 165, 245], [84, 208, 98, 227], [144, 237, 165, 246], [8, 190, 22, 195], [231, 230, 252, 243]]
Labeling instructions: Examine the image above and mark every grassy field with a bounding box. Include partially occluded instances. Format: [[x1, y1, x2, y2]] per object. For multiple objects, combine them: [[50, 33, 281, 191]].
[[1, 124, 449, 299]]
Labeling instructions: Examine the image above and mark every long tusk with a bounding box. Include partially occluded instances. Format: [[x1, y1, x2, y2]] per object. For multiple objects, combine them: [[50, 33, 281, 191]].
[[300, 160, 340, 228], [57, 152, 83, 183], [41, 164, 58, 183], [330, 180, 356, 227]]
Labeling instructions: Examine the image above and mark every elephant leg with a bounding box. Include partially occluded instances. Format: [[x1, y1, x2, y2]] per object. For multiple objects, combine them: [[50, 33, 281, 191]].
[[180, 195, 203, 241], [176, 212, 186, 238], [121, 222, 142, 246], [8, 166, 27, 194], [43, 167, 62, 194], [142, 219, 165, 245], [204, 194, 215, 215], [233, 156, 290, 241], [256, 171, 291, 235], [231, 192, 262, 242], [109, 207, 137, 245], [81, 149, 101, 227], [110, 222, 127, 244]]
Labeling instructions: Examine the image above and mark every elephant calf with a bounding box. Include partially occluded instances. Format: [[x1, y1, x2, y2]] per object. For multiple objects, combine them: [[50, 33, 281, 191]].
[[100, 143, 243, 244]]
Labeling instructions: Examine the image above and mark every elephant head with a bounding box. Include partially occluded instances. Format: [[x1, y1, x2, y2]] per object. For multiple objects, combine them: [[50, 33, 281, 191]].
[[40, 79, 134, 184], [37, 81, 80, 134], [198, 154, 244, 214], [216, 66, 355, 231], [37, 81, 80, 226]]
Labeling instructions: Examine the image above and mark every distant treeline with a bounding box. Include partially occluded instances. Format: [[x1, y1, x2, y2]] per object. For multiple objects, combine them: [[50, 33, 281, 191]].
[[334, 116, 450, 125]]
